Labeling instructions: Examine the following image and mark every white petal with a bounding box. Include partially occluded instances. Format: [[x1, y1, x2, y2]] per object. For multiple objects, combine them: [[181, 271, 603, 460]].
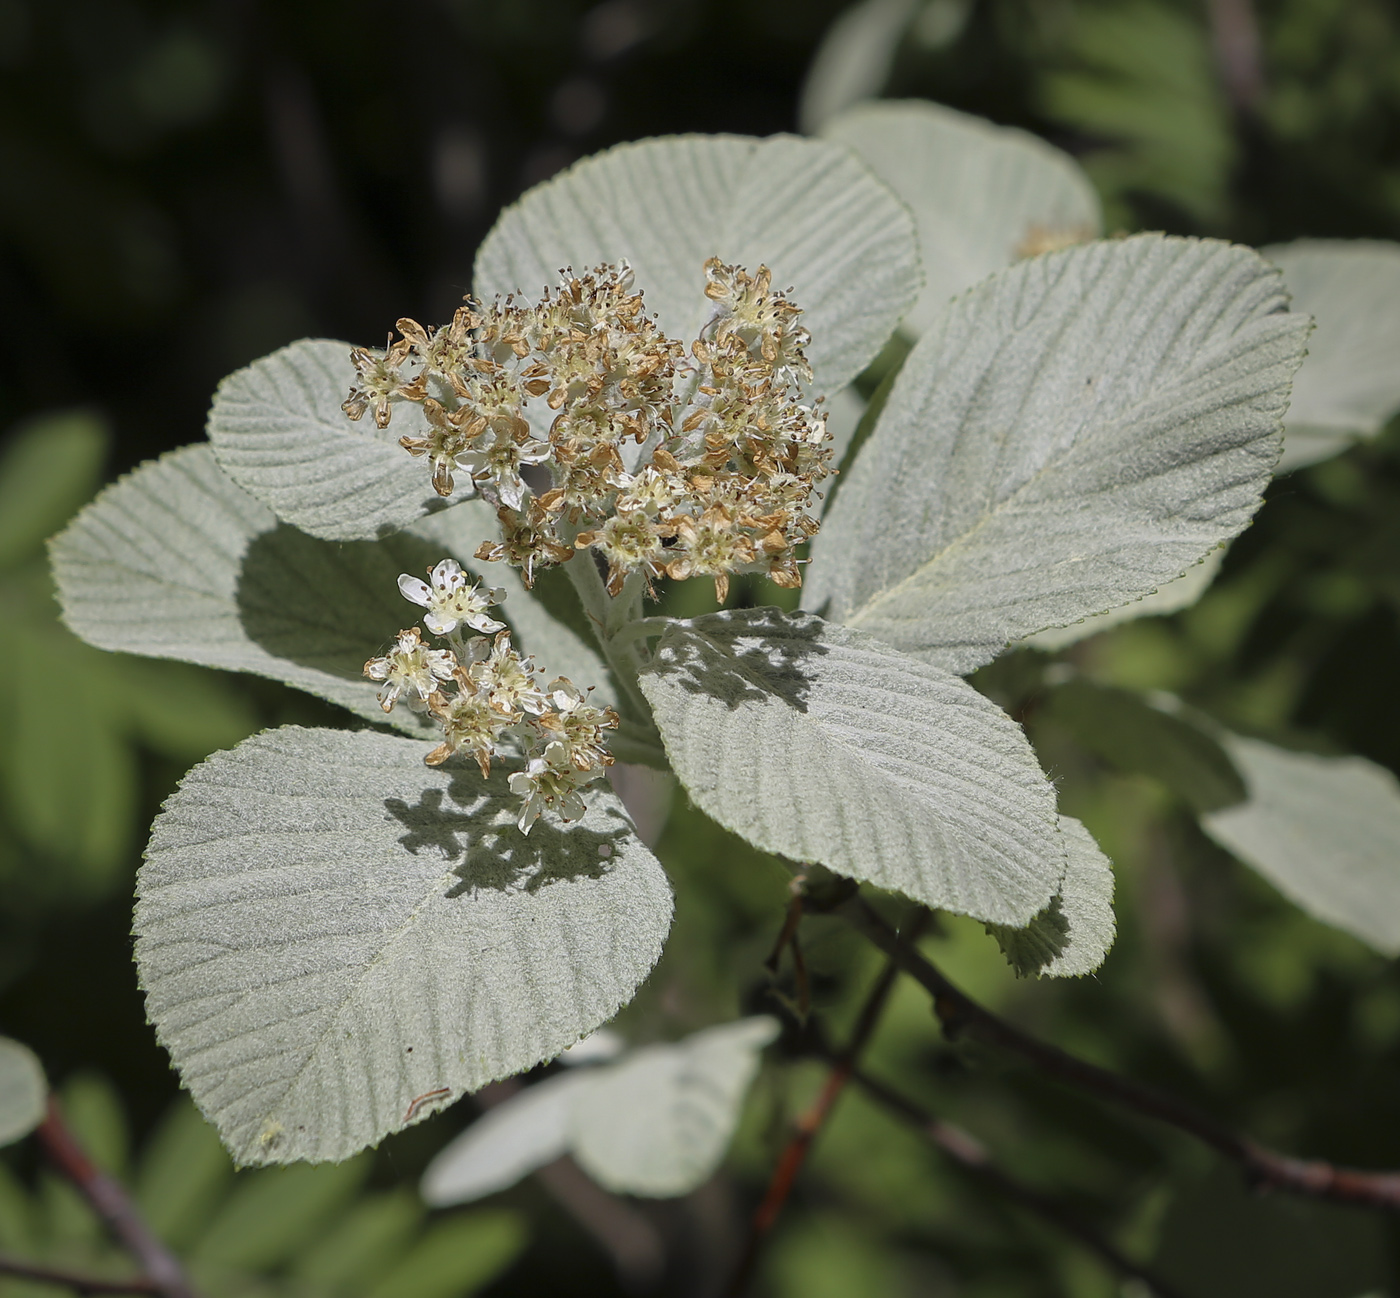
[[424, 611, 456, 635], [466, 613, 507, 634], [398, 575, 432, 607], [431, 559, 466, 592]]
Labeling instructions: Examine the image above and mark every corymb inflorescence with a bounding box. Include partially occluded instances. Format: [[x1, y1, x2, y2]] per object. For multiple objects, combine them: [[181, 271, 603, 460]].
[[344, 259, 834, 601]]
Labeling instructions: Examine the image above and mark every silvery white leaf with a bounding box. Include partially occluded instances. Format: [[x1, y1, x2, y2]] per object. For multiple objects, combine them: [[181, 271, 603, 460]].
[[639, 608, 1065, 924], [569, 1017, 779, 1197], [474, 134, 920, 403], [420, 1071, 593, 1206], [1202, 736, 1400, 956], [0, 1037, 46, 1147], [207, 339, 449, 542], [823, 100, 1102, 337], [137, 726, 672, 1165], [1262, 241, 1400, 472], [797, 0, 919, 133], [51, 446, 610, 732], [805, 235, 1310, 674]]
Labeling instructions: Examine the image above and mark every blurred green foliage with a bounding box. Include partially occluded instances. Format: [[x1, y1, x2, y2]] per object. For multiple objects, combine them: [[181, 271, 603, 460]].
[[6, 0, 1400, 1295]]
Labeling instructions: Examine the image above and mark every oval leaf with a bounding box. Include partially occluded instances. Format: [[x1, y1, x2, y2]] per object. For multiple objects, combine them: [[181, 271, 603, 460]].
[[569, 1017, 779, 1197], [207, 339, 448, 542], [797, 0, 919, 133], [824, 100, 1102, 338], [1263, 240, 1400, 471], [805, 235, 1310, 675], [639, 608, 1065, 924], [988, 817, 1116, 978], [1202, 736, 1400, 956], [0, 1037, 47, 1146], [420, 1071, 592, 1207], [51, 446, 610, 732], [474, 134, 920, 401], [136, 726, 673, 1164]]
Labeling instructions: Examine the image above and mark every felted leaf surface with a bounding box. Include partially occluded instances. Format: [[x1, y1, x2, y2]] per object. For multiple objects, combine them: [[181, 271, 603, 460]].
[[0, 1037, 46, 1147], [805, 235, 1309, 674], [51, 446, 610, 732], [419, 1072, 592, 1206], [639, 608, 1065, 924], [569, 1017, 779, 1197], [823, 100, 1102, 338], [1263, 241, 1400, 471], [206, 339, 448, 543], [136, 726, 673, 1165], [988, 817, 1115, 978], [474, 134, 920, 402], [1202, 736, 1400, 956]]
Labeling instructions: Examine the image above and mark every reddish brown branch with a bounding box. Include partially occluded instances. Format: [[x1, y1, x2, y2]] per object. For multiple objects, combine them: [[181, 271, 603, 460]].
[[841, 897, 1400, 1212], [0, 1253, 160, 1295], [848, 1069, 1190, 1298], [35, 1099, 199, 1298]]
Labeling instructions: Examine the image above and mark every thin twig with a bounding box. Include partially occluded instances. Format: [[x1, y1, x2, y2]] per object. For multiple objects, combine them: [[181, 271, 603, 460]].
[[35, 1099, 198, 1298], [841, 898, 1400, 1211], [0, 1253, 160, 1295], [847, 1069, 1190, 1298], [764, 874, 811, 1022], [728, 919, 926, 1296]]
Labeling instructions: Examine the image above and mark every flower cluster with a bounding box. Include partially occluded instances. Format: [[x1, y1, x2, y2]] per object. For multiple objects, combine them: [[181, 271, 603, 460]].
[[365, 559, 617, 832], [344, 258, 833, 601]]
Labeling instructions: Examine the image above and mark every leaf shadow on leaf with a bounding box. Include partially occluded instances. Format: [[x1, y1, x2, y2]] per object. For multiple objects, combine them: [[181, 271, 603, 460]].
[[383, 770, 630, 897], [235, 523, 450, 682], [653, 607, 829, 713]]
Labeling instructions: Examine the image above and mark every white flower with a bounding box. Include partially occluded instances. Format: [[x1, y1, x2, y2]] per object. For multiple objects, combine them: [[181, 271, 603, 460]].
[[509, 753, 589, 833], [398, 559, 506, 636], [363, 627, 455, 712], [470, 632, 551, 717]]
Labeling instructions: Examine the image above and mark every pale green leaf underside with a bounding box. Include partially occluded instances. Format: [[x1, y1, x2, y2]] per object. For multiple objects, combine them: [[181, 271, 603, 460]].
[[1202, 735, 1400, 957], [805, 235, 1309, 675], [569, 1017, 779, 1197], [50, 445, 610, 733], [989, 817, 1115, 978], [823, 100, 1102, 338], [1263, 241, 1400, 472], [207, 339, 448, 543], [0, 1036, 47, 1147], [137, 726, 673, 1165], [639, 609, 1065, 925], [474, 134, 920, 402], [420, 1071, 590, 1207], [797, 0, 918, 133]]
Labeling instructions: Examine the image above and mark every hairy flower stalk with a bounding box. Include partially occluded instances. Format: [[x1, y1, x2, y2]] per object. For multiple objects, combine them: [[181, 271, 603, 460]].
[[365, 559, 617, 832], [343, 259, 833, 602]]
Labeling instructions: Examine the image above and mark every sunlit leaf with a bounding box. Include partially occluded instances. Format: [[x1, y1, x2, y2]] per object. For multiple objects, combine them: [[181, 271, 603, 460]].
[[475, 134, 920, 403], [988, 817, 1115, 978], [1263, 241, 1400, 471], [806, 235, 1309, 674], [1202, 736, 1400, 956], [569, 1016, 779, 1197], [137, 726, 672, 1164], [640, 608, 1065, 924], [823, 100, 1101, 337], [0, 1038, 46, 1147]]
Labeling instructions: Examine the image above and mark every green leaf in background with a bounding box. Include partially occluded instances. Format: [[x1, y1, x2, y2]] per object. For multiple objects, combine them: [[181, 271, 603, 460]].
[[474, 134, 921, 403], [823, 100, 1102, 338], [420, 1071, 592, 1207], [1263, 241, 1400, 471], [0, 411, 105, 568], [0, 1038, 46, 1147], [1038, 0, 1234, 228], [207, 338, 450, 543], [362, 1211, 526, 1298], [51, 445, 609, 735], [569, 1016, 779, 1197], [1201, 735, 1400, 956], [640, 608, 1066, 925], [987, 816, 1115, 978], [137, 726, 672, 1165], [1039, 680, 1246, 814], [805, 235, 1309, 675]]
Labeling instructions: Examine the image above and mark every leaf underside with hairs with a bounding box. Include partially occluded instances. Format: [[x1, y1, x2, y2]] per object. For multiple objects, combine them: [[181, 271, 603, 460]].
[[639, 608, 1066, 926], [137, 726, 672, 1165], [805, 234, 1310, 675]]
